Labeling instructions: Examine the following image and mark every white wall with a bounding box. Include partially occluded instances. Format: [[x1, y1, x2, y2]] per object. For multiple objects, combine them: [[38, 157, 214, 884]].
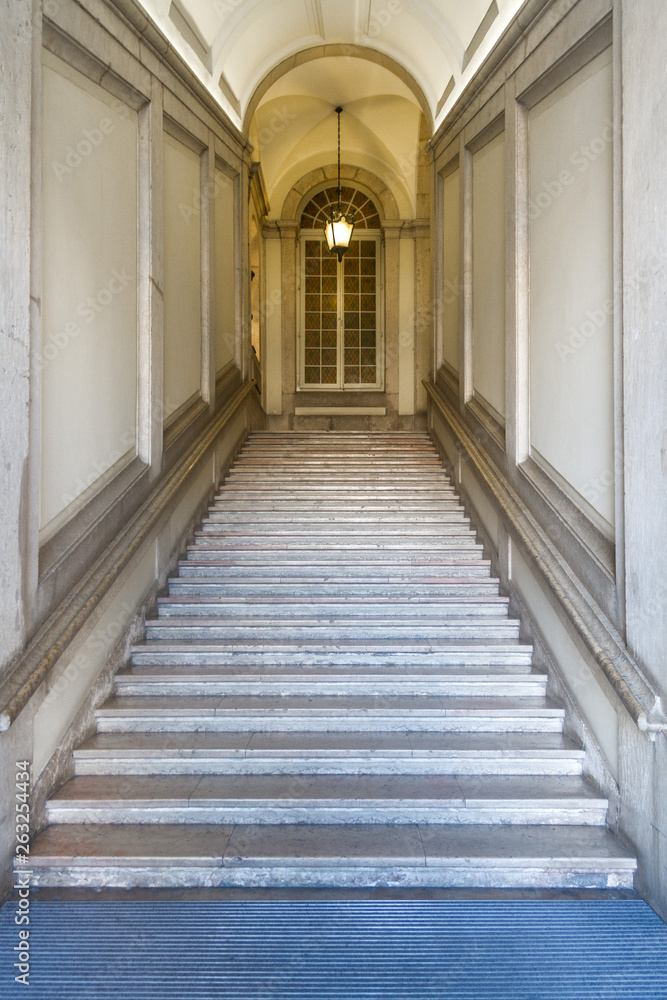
[[163, 132, 202, 419], [215, 167, 236, 372], [40, 54, 138, 533], [529, 50, 615, 531], [442, 166, 460, 372], [472, 131, 505, 417]]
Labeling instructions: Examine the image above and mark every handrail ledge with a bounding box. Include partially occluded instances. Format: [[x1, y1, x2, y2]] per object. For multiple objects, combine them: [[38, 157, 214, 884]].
[[0, 380, 257, 732], [424, 378, 666, 736]]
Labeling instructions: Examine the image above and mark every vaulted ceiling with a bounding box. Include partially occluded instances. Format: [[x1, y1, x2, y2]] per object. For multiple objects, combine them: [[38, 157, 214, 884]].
[[138, 0, 529, 130], [137, 0, 529, 216]]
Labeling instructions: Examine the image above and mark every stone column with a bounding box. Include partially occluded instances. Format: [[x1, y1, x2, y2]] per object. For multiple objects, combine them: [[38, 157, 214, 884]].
[[277, 220, 299, 423], [383, 221, 402, 421], [413, 218, 432, 419], [460, 136, 473, 410], [0, 0, 38, 665], [619, 0, 667, 695], [137, 78, 164, 476], [616, 0, 667, 916], [262, 221, 283, 418], [201, 131, 216, 411], [237, 151, 253, 381], [504, 74, 529, 474]]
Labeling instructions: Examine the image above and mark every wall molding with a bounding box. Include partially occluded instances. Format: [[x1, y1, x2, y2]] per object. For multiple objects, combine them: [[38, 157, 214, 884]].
[[0, 379, 257, 732], [424, 378, 666, 735]]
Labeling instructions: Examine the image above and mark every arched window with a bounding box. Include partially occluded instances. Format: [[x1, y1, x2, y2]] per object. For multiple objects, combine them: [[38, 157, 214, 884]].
[[299, 187, 383, 390]]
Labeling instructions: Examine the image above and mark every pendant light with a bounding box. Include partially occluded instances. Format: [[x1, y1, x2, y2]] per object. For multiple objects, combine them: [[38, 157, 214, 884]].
[[324, 106, 355, 261]]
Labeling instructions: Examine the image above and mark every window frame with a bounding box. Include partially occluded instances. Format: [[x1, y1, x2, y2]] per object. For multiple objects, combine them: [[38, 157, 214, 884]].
[[297, 230, 384, 392]]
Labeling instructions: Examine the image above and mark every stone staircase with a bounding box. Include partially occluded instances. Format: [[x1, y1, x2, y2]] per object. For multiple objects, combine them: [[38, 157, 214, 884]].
[[28, 431, 636, 889]]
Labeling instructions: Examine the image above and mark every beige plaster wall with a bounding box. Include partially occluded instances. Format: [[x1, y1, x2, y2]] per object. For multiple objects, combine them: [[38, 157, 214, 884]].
[[441, 166, 461, 373], [472, 131, 506, 419], [214, 167, 236, 373], [529, 49, 615, 532], [163, 132, 203, 420], [40, 54, 139, 533]]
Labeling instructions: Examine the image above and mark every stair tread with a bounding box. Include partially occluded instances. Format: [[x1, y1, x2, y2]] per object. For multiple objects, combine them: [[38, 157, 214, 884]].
[[146, 602, 519, 628], [74, 731, 583, 755], [97, 694, 563, 714], [158, 596, 508, 605], [49, 773, 604, 805], [119, 666, 541, 679], [131, 638, 532, 650], [26, 823, 635, 869]]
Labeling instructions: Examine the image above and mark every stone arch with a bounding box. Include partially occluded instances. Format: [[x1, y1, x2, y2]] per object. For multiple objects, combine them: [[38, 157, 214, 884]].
[[281, 165, 400, 225], [243, 44, 433, 135]]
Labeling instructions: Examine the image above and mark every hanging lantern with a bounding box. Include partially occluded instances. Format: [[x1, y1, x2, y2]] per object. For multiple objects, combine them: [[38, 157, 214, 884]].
[[324, 107, 355, 261]]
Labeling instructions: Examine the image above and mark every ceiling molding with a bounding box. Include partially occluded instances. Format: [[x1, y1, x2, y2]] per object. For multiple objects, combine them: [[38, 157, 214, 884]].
[[462, 1, 499, 71], [354, 0, 372, 40], [304, 0, 325, 41]]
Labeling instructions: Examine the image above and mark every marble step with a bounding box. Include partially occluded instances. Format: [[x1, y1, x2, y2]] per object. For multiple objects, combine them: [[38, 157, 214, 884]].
[[29, 430, 635, 892], [223, 474, 453, 484], [130, 641, 535, 669], [155, 598, 510, 619], [113, 669, 547, 698], [221, 464, 449, 470], [187, 538, 483, 550], [24, 823, 637, 890], [217, 488, 459, 497], [95, 695, 564, 733], [185, 549, 487, 563], [166, 580, 503, 597], [209, 502, 466, 512], [239, 446, 438, 454], [241, 437, 434, 442], [72, 732, 584, 776], [232, 463, 444, 471], [143, 619, 521, 642], [204, 511, 467, 523], [177, 561, 494, 579], [197, 524, 473, 537], [45, 774, 609, 826]]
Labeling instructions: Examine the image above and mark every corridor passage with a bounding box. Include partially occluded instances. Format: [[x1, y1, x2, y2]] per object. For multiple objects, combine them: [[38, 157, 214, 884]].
[[26, 433, 635, 888]]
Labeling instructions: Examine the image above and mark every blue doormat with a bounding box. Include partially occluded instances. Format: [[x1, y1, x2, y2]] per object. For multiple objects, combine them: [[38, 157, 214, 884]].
[[1, 900, 665, 998]]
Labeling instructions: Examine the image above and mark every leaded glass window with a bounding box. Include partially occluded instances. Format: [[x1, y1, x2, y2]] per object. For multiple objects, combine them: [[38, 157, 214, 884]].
[[299, 188, 382, 391]]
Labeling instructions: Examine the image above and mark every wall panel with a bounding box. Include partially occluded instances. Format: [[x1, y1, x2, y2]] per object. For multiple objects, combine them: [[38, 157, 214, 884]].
[[40, 54, 138, 534], [215, 168, 236, 373], [442, 166, 461, 372], [472, 132, 506, 417], [163, 132, 202, 419], [528, 49, 614, 532]]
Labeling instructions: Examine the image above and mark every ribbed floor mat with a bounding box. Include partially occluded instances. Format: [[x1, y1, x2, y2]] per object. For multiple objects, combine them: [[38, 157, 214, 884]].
[[1, 900, 665, 998]]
